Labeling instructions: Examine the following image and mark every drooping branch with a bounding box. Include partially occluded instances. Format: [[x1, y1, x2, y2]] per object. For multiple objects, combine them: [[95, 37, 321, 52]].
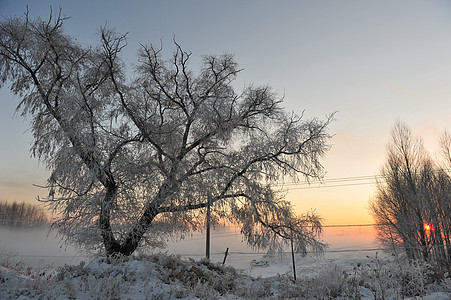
[[1, 11, 333, 257]]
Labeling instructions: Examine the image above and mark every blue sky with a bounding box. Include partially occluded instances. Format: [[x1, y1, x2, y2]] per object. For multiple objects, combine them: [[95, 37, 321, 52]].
[[1, 0, 451, 224]]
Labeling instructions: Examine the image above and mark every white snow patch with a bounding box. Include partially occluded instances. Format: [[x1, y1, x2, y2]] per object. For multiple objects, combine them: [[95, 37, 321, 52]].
[[1, 253, 450, 299]]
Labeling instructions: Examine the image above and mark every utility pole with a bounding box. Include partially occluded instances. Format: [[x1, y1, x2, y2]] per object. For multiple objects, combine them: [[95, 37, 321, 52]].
[[291, 230, 297, 281], [206, 196, 211, 259]]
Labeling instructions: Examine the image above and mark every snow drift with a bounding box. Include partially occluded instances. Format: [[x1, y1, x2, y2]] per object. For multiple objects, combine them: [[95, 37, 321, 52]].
[[1, 253, 450, 299]]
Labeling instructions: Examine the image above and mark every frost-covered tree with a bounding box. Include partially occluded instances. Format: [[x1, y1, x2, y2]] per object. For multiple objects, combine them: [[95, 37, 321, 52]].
[[0, 10, 332, 256], [370, 122, 451, 267]]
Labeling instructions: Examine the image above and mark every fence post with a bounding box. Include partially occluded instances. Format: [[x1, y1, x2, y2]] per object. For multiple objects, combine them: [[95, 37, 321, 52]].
[[222, 247, 229, 265]]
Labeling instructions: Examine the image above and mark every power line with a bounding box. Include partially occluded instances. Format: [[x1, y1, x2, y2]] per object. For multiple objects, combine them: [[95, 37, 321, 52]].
[[3, 244, 449, 260], [272, 174, 381, 190], [322, 224, 375, 228], [275, 168, 451, 190], [276, 175, 382, 187], [0, 249, 386, 259], [286, 181, 377, 190]]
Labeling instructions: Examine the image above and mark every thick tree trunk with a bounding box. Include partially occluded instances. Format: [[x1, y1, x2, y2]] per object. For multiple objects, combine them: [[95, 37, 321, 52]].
[[100, 183, 161, 257], [99, 185, 121, 256], [98, 167, 177, 256], [117, 205, 158, 256]]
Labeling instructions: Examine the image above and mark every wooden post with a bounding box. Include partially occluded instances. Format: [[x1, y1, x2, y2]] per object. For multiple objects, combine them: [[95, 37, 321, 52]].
[[206, 196, 211, 259], [291, 231, 297, 281], [222, 247, 229, 265]]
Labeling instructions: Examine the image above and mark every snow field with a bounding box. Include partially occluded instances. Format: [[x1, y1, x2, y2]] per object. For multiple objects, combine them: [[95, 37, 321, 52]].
[[1, 252, 450, 299]]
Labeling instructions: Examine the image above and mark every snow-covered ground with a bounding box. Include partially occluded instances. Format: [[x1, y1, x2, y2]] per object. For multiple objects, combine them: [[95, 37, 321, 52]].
[[1, 252, 450, 299], [1, 226, 450, 299]]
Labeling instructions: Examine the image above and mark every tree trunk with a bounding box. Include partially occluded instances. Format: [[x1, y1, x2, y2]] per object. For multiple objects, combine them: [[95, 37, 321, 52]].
[[100, 185, 160, 257], [118, 205, 158, 256], [99, 173, 177, 256], [418, 222, 429, 261], [99, 185, 122, 256]]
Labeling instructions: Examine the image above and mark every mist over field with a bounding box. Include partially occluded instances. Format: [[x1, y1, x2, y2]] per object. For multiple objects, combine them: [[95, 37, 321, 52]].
[[0, 225, 378, 268], [0, 227, 83, 267]]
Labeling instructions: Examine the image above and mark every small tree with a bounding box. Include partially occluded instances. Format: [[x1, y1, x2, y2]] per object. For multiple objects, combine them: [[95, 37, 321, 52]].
[[370, 122, 451, 267], [0, 10, 332, 257], [437, 132, 451, 264]]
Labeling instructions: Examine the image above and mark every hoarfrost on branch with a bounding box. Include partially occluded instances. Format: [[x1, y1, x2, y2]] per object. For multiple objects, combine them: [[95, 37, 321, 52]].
[[0, 10, 333, 256]]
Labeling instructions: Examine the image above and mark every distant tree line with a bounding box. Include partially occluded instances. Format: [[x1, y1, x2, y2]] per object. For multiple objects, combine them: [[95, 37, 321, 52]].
[[0, 201, 48, 228], [370, 122, 451, 270]]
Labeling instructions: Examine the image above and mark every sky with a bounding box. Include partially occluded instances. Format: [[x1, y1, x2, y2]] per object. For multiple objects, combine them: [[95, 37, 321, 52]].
[[1, 0, 451, 226]]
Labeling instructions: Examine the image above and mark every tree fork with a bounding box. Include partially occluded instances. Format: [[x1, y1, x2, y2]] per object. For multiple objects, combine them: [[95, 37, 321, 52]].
[[0, 13, 332, 257]]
